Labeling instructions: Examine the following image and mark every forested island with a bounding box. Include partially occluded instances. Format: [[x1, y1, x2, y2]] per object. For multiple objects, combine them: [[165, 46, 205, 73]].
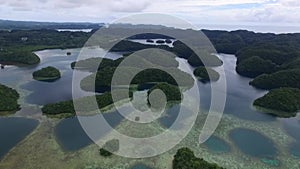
[[32, 66, 61, 81], [41, 90, 133, 118], [253, 88, 300, 117], [147, 83, 182, 109], [0, 84, 20, 113], [250, 69, 300, 90]]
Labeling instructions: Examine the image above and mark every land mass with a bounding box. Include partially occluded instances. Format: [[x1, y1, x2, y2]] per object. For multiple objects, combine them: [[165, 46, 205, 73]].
[[33, 66, 61, 82], [41, 90, 133, 118], [0, 83, 20, 113], [253, 88, 300, 117], [173, 147, 224, 169]]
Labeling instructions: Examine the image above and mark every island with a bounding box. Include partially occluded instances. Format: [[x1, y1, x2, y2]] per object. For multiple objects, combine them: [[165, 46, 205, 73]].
[[253, 88, 300, 117], [76, 55, 194, 93], [165, 39, 172, 44], [173, 147, 224, 169], [147, 83, 181, 109], [156, 40, 165, 44], [0, 83, 20, 113], [32, 66, 61, 82], [80, 67, 194, 93], [146, 39, 154, 43], [193, 66, 220, 82], [41, 90, 133, 118]]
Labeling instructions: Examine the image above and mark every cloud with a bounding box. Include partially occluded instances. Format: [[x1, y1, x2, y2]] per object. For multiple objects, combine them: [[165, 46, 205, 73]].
[[0, 0, 299, 27]]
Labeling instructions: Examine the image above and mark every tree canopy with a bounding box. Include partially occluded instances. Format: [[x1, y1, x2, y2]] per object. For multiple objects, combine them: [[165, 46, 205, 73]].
[[173, 147, 224, 169], [253, 88, 300, 117], [32, 66, 61, 81], [0, 84, 20, 112]]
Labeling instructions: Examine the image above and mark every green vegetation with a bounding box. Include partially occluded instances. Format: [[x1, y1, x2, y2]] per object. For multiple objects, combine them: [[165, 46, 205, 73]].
[[281, 57, 300, 70], [32, 66, 61, 81], [187, 52, 223, 67], [0, 29, 91, 65], [76, 56, 193, 93], [71, 58, 123, 72], [99, 139, 119, 157], [173, 147, 224, 169], [0, 84, 20, 112], [147, 83, 181, 109], [81, 67, 194, 93], [193, 66, 220, 82], [41, 90, 133, 118], [99, 148, 112, 157], [250, 69, 300, 90], [236, 56, 278, 78], [71, 49, 178, 72], [0, 50, 40, 65], [253, 88, 300, 117]]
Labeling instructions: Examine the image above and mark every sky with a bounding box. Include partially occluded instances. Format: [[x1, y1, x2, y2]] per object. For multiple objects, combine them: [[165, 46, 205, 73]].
[[0, 0, 300, 32]]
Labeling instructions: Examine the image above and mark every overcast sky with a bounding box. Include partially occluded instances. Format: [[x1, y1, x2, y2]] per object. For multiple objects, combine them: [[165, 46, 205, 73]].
[[0, 0, 299, 32]]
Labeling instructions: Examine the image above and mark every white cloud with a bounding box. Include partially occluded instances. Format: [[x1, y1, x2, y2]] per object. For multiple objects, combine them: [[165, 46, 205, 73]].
[[0, 0, 299, 28]]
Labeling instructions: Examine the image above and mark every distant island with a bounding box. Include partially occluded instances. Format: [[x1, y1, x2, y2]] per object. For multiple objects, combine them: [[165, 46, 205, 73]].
[[33, 66, 61, 82], [0, 84, 20, 114]]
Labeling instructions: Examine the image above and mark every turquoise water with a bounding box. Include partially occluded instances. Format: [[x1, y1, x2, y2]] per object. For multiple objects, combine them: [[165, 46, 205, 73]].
[[204, 136, 230, 153]]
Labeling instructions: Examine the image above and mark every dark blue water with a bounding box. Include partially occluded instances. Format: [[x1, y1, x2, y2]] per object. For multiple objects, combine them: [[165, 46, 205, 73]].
[[229, 128, 278, 158], [19, 48, 123, 105], [197, 54, 276, 122], [0, 117, 39, 158]]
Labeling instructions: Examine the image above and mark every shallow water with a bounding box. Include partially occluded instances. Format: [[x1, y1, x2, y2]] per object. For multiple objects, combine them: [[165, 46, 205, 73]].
[[204, 135, 230, 153], [229, 128, 278, 158]]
